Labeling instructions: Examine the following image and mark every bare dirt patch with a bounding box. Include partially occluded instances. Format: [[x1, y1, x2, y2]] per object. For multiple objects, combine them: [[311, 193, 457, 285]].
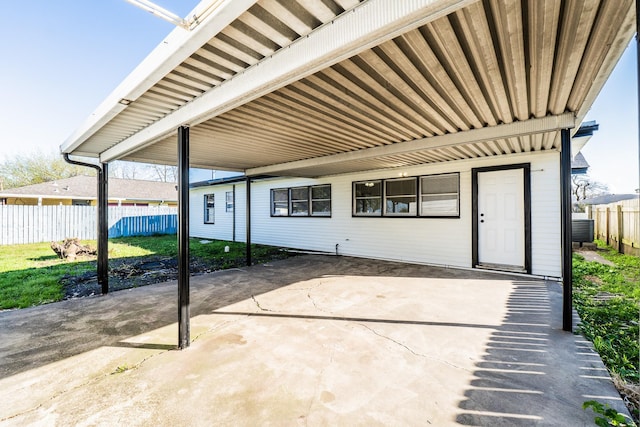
[[61, 253, 293, 299]]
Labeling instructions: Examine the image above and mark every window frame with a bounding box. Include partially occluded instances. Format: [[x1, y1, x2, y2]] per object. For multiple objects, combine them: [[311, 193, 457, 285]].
[[204, 193, 215, 224], [271, 188, 289, 217], [352, 173, 460, 219], [270, 185, 332, 217], [310, 184, 332, 217], [289, 186, 310, 216], [225, 190, 234, 213], [383, 177, 418, 217], [353, 180, 383, 217], [419, 172, 460, 218]]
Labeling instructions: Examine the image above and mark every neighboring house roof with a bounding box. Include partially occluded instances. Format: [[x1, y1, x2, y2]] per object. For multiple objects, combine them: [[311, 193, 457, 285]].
[[59, 1, 635, 178], [571, 152, 590, 174], [190, 175, 247, 189], [581, 194, 638, 205], [0, 175, 177, 202]]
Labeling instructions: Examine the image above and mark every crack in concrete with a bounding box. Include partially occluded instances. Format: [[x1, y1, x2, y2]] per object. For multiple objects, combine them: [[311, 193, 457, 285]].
[[356, 323, 470, 372], [251, 294, 276, 312], [0, 345, 173, 423], [306, 281, 335, 316], [304, 347, 335, 426]]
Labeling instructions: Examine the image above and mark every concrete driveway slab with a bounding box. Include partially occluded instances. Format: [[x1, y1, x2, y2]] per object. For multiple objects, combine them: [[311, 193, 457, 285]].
[[0, 255, 629, 425]]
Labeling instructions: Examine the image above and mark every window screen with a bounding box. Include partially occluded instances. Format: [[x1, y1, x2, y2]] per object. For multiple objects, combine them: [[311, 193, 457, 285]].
[[420, 173, 459, 217]]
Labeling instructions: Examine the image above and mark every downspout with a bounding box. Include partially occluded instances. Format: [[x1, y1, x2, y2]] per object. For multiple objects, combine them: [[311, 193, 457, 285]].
[[62, 153, 109, 294]]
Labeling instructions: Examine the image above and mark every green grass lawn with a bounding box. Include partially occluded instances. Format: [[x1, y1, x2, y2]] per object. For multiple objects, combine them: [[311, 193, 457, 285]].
[[573, 241, 640, 423], [573, 242, 639, 383], [0, 235, 289, 310]]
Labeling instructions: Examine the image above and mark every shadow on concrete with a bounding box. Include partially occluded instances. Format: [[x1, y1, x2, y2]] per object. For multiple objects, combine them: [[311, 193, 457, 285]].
[[0, 255, 515, 380], [455, 280, 627, 425], [211, 311, 500, 330]]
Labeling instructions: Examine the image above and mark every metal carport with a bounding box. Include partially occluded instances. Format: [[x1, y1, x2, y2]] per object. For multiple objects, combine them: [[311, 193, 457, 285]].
[[60, 0, 637, 347]]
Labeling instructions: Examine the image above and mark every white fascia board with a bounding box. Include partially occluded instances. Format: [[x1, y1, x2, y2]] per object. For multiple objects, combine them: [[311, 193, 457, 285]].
[[246, 113, 576, 176], [571, 135, 591, 156], [99, 0, 478, 163], [60, 0, 257, 155]]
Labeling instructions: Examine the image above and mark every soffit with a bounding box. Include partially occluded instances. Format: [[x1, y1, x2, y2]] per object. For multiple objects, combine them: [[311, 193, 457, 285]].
[[65, 0, 635, 178]]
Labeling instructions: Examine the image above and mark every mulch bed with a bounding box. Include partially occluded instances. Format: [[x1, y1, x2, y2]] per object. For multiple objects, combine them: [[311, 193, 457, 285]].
[[60, 254, 277, 299]]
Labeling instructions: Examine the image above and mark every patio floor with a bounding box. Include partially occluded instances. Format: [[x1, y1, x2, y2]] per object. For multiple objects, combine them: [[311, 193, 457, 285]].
[[0, 255, 629, 425]]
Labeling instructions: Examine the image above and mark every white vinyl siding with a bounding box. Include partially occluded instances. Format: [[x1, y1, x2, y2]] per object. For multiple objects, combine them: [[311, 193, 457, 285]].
[[190, 151, 561, 278]]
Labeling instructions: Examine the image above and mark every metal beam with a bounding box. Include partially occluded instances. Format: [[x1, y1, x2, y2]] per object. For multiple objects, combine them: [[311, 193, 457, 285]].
[[246, 177, 251, 267], [98, 163, 109, 294], [99, 0, 477, 163], [560, 128, 573, 332], [178, 126, 190, 349], [247, 113, 576, 176]]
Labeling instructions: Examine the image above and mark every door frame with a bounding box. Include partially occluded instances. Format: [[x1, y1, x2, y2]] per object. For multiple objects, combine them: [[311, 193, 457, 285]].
[[472, 163, 531, 274]]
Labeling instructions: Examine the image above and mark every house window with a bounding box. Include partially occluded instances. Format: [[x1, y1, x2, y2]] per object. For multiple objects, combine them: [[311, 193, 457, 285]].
[[271, 185, 331, 217], [204, 194, 215, 223], [353, 173, 460, 218], [311, 185, 331, 216], [420, 173, 460, 217], [353, 180, 382, 216], [271, 188, 289, 216], [384, 178, 417, 216], [225, 191, 234, 212], [290, 187, 309, 216]]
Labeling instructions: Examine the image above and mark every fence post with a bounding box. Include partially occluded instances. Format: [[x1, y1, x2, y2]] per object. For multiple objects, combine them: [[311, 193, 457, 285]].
[[605, 207, 610, 245], [617, 204, 624, 254]]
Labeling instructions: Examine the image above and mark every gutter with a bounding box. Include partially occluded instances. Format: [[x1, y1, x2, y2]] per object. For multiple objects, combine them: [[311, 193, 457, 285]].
[[62, 154, 109, 294]]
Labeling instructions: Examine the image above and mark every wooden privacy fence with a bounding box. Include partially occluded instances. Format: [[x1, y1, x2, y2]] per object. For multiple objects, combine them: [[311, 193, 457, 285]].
[[587, 198, 640, 256], [0, 206, 178, 245]]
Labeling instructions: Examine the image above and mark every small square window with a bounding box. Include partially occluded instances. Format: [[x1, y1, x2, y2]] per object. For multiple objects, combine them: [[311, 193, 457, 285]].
[[204, 194, 215, 224], [271, 188, 289, 216], [353, 181, 382, 216], [311, 185, 331, 216], [225, 191, 234, 213], [290, 187, 309, 216], [384, 178, 417, 216]]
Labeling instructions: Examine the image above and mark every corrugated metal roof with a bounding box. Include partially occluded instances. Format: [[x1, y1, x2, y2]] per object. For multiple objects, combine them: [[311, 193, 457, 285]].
[[61, 0, 636, 177]]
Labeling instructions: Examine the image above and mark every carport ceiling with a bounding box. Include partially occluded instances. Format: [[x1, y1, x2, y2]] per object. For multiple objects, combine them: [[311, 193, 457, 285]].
[[61, 0, 636, 177]]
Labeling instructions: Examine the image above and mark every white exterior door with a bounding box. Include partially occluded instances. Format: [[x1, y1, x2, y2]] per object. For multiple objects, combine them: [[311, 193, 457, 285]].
[[477, 168, 525, 268]]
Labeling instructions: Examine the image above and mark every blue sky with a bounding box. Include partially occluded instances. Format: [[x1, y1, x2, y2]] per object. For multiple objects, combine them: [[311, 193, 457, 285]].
[[0, 1, 637, 192]]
